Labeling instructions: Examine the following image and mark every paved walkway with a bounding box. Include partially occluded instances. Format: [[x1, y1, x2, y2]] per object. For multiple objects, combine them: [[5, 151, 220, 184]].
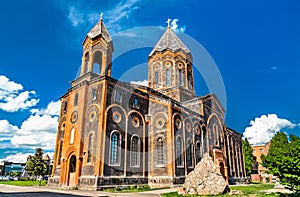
[[0, 184, 177, 197]]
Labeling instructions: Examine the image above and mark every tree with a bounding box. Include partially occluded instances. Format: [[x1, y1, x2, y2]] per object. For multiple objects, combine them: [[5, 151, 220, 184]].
[[262, 132, 300, 191], [26, 148, 47, 178], [242, 138, 253, 176]]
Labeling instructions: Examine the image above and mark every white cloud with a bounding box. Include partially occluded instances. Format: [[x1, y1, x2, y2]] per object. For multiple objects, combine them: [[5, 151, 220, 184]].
[[130, 80, 148, 86], [0, 120, 19, 141], [10, 114, 59, 149], [57, 0, 142, 35], [170, 19, 186, 33], [31, 100, 60, 116], [243, 114, 296, 145], [0, 75, 39, 112], [68, 6, 85, 27], [2, 152, 54, 163]]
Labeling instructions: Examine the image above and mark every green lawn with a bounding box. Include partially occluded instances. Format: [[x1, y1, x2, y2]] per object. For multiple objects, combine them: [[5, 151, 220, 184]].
[[0, 180, 47, 186], [161, 183, 294, 197]]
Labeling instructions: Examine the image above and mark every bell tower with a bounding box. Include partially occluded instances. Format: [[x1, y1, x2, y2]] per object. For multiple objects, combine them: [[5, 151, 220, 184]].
[[148, 20, 195, 102], [79, 13, 114, 77]]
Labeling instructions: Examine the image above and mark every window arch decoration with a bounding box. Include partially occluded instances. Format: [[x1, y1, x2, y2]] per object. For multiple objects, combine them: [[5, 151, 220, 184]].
[[130, 135, 140, 167], [109, 130, 121, 166]]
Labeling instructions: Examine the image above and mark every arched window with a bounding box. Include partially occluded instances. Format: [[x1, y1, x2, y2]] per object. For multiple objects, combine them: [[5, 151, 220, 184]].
[[196, 141, 201, 163], [110, 131, 120, 165], [57, 141, 63, 165], [176, 136, 183, 166], [92, 88, 97, 100], [114, 90, 121, 102], [87, 134, 94, 163], [214, 124, 219, 146], [69, 155, 76, 173], [92, 51, 102, 74], [157, 137, 164, 165], [70, 128, 75, 144], [155, 72, 159, 87], [130, 135, 139, 167], [85, 52, 89, 73], [166, 69, 171, 85], [188, 72, 193, 89], [178, 69, 183, 86], [74, 93, 78, 107], [133, 97, 139, 109], [187, 139, 193, 167], [63, 101, 68, 113]]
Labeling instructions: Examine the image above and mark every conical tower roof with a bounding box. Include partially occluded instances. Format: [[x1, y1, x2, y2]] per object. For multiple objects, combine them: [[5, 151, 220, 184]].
[[84, 14, 112, 43], [149, 27, 190, 56]]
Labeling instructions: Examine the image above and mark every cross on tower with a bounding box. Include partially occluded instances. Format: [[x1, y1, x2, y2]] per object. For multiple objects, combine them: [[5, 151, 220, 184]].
[[166, 18, 171, 28], [100, 12, 103, 20]]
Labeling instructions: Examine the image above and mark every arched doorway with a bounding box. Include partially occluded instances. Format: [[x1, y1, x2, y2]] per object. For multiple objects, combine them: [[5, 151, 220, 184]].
[[68, 155, 77, 186], [220, 162, 226, 180]]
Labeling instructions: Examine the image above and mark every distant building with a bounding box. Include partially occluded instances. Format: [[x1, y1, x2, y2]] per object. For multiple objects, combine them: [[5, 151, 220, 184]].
[[0, 161, 26, 176], [251, 142, 271, 181]]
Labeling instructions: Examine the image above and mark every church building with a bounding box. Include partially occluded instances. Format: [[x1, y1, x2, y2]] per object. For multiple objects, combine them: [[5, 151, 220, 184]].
[[48, 15, 246, 190]]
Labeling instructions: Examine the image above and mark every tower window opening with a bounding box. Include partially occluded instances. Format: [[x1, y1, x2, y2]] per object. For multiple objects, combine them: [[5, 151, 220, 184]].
[[92, 88, 97, 100], [92, 51, 102, 74], [74, 93, 78, 107], [176, 136, 183, 166], [188, 72, 193, 89], [166, 69, 171, 86], [155, 72, 159, 87], [178, 69, 183, 86], [85, 52, 89, 73]]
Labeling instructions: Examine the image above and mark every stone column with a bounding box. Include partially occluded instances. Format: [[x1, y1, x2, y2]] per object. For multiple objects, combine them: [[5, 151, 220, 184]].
[[80, 57, 86, 76], [231, 138, 236, 177], [235, 143, 240, 178], [226, 134, 231, 177], [88, 52, 93, 72]]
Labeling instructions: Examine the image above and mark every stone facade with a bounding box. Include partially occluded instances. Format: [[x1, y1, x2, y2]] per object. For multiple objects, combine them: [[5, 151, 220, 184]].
[[48, 17, 245, 190]]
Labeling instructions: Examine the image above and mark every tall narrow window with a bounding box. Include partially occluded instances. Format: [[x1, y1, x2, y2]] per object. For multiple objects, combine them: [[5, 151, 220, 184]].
[[155, 72, 159, 87], [110, 131, 120, 165], [196, 141, 201, 163], [188, 73, 193, 89], [70, 128, 75, 144], [87, 134, 94, 163], [63, 101, 68, 113], [214, 124, 219, 145], [157, 137, 164, 165], [178, 69, 183, 86], [130, 135, 139, 167], [74, 93, 78, 107], [92, 51, 102, 74], [114, 90, 121, 102], [166, 69, 171, 85], [92, 89, 97, 100], [57, 141, 63, 165], [133, 97, 139, 109], [176, 136, 183, 166], [187, 139, 193, 167]]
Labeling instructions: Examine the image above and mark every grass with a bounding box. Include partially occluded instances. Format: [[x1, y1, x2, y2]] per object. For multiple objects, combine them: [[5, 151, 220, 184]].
[[0, 180, 47, 186], [161, 183, 296, 197]]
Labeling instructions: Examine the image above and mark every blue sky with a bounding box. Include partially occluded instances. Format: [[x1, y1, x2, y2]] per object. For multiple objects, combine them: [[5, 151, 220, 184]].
[[0, 0, 299, 162]]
